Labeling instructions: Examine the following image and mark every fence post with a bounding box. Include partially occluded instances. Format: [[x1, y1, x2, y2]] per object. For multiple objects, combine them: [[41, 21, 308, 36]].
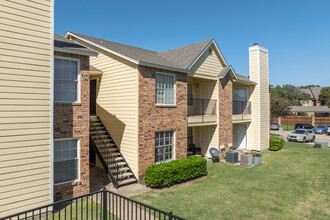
[[103, 187, 107, 220], [312, 114, 315, 126], [278, 117, 281, 125], [168, 211, 173, 220]]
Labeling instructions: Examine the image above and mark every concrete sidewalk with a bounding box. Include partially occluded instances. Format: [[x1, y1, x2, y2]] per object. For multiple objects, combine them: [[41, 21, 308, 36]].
[[90, 166, 151, 197]]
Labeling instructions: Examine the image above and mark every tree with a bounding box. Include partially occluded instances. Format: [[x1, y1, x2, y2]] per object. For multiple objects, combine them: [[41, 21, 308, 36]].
[[282, 84, 309, 105], [300, 85, 320, 88], [271, 97, 291, 120], [319, 87, 330, 108], [271, 85, 287, 100], [300, 92, 311, 102]]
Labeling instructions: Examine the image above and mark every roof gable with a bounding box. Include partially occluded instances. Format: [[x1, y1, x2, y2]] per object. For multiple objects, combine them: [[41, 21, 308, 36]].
[[54, 33, 98, 56]]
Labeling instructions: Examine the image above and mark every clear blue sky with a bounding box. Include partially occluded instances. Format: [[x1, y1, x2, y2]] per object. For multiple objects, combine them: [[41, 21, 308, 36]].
[[55, 0, 330, 87]]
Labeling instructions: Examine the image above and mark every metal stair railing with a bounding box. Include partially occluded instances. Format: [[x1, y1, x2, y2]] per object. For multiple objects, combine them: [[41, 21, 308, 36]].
[[90, 118, 119, 188]]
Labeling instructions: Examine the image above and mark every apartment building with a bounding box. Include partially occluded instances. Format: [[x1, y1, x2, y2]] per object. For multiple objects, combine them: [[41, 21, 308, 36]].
[[65, 32, 270, 185]]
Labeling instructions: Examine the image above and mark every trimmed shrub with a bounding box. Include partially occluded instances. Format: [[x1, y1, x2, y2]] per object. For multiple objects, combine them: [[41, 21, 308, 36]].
[[269, 136, 284, 151], [144, 156, 207, 188]]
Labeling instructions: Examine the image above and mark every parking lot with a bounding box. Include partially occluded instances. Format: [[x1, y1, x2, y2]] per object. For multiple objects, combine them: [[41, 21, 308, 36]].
[[271, 130, 330, 145]]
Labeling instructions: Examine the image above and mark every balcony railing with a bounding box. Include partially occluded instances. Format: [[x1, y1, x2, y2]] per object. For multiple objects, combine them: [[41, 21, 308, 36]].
[[188, 98, 217, 116], [233, 100, 251, 115], [1, 188, 186, 220]]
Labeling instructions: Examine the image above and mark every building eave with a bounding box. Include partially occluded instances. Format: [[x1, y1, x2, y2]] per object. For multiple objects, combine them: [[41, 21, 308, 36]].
[[54, 47, 98, 57]]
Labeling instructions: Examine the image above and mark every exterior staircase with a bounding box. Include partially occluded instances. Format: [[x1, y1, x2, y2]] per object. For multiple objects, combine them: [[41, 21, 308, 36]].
[[89, 116, 137, 188]]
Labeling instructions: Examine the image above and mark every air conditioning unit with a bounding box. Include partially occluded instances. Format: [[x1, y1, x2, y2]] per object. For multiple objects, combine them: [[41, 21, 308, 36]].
[[226, 151, 238, 164], [253, 154, 262, 165], [314, 142, 328, 149], [240, 154, 253, 167]]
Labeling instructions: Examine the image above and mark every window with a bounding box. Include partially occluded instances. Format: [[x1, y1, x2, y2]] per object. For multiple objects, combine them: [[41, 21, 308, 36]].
[[155, 73, 175, 105], [155, 131, 174, 163], [54, 57, 79, 102], [54, 139, 79, 185]]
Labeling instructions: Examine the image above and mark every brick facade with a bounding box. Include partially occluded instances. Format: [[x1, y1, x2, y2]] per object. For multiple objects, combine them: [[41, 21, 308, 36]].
[[137, 66, 188, 181], [53, 52, 90, 201], [218, 74, 233, 158]]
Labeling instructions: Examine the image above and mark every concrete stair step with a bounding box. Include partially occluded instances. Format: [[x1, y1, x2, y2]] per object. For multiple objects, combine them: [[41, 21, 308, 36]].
[[111, 167, 129, 174], [117, 162, 127, 166], [90, 131, 107, 134], [118, 178, 137, 186], [117, 172, 133, 180], [114, 157, 123, 162]]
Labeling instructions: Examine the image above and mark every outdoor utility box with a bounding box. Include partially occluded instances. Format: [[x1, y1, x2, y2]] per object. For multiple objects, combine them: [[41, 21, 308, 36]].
[[226, 151, 238, 164], [240, 154, 253, 167], [314, 142, 328, 149], [253, 154, 262, 165]]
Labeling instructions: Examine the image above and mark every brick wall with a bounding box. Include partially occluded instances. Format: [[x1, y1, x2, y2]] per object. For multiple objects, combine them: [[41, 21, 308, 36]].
[[218, 74, 233, 158], [53, 52, 90, 201], [137, 66, 187, 181]]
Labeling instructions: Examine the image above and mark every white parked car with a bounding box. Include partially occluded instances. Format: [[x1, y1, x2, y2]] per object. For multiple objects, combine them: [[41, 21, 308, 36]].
[[287, 129, 315, 143], [328, 126, 330, 135]]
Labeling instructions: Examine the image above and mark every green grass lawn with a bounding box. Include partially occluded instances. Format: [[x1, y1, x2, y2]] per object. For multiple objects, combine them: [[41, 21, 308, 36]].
[[40, 198, 118, 220], [133, 142, 330, 220], [280, 124, 295, 131]]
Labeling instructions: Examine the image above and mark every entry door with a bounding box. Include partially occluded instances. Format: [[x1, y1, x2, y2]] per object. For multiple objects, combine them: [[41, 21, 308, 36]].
[[90, 79, 97, 115], [233, 124, 247, 149], [200, 126, 210, 155], [200, 83, 210, 115]]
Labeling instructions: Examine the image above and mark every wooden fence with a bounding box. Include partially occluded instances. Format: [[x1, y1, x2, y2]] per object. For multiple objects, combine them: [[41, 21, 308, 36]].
[[275, 116, 330, 126]]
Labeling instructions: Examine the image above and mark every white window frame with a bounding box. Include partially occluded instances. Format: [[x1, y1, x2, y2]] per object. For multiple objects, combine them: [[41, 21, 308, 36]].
[[54, 138, 80, 186], [155, 72, 176, 106], [155, 130, 175, 163], [54, 56, 81, 103]]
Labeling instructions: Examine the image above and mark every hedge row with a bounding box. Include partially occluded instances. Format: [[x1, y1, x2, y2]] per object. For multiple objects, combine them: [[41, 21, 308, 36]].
[[144, 156, 207, 188]]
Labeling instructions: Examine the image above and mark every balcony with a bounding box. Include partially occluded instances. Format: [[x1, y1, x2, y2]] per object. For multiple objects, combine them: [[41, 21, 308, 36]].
[[232, 100, 252, 123], [188, 98, 217, 126]]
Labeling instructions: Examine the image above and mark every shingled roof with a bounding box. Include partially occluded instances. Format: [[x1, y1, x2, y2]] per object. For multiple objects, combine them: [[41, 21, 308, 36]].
[[66, 32, 221, 71], [300, 87, 325, 100], [54, 33, 98, 56], [291, 106, 330, 113], [65, 32, 253, 83]]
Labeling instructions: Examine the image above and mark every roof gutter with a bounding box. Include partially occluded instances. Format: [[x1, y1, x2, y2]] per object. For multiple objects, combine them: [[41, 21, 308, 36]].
[[54, 47, 98, 57], [232, 79, 256, 85], [138, 61, 189, 74]]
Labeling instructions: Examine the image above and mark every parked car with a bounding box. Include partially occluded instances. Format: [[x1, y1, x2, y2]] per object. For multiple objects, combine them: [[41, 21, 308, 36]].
[[287, 129, 315, 143], [270, 122, 280, 130], [312, 125, 329, 134], [294, 123, 314, 130], [328, 126, 330, 135]]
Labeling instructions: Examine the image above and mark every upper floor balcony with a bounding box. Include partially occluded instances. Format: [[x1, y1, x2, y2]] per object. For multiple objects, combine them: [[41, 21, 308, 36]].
[[232, 100, 252, 123], [188, 98, 217, 126]]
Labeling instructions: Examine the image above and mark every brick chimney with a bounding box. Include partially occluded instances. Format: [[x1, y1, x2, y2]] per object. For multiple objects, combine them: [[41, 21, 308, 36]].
[[249, 44, 270, 151]]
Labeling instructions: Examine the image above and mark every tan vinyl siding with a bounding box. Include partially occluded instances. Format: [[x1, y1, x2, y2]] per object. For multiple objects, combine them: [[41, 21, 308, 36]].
[[189, 45, 225, 79], [249, 50, 259, 151], [0, 0, 52, 217], [87, 47, 139, 177], [259, 50, 270, 150], [248, 47, 269, 151]]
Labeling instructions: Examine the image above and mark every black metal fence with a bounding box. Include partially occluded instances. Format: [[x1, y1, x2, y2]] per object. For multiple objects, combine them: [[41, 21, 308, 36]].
[[233, 100, 251, 115], [1, 188, 186, 220], [188, 98, 217, 116]]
